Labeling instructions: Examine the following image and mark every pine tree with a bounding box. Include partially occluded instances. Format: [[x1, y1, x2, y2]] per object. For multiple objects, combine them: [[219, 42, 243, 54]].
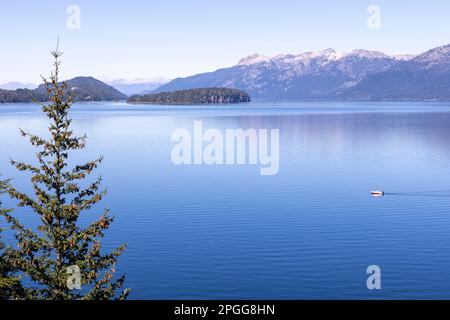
[[0, 46, 129, 300], [0, 179, 24, 299], [0, 232, 24, 300], [0, 179, 12, 299]]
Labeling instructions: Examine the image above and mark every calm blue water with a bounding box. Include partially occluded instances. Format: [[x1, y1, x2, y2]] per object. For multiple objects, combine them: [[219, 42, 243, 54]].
[[2, 100, 450, 299]]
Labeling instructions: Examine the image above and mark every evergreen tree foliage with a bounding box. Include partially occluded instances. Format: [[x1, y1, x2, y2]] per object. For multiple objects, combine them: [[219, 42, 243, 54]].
[[0, 179, 24, 299]]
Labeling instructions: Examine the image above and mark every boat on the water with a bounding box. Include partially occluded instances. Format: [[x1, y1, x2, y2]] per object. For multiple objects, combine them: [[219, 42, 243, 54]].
[[370, 191, 385, 197]]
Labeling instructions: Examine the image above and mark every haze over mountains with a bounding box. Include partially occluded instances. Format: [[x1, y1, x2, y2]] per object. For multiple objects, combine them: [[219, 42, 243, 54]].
[[107, 78, 169, 96], [0, 82, 37, 90], [154, 44, 450, 101]]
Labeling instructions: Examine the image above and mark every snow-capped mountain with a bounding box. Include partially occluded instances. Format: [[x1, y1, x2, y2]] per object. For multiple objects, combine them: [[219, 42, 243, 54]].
[[154, 44, 450, 100], [154, 48, 399, 98], [412, 44, 450, 68], [237, 54, 270, 66], [339, 44, 450, 101]]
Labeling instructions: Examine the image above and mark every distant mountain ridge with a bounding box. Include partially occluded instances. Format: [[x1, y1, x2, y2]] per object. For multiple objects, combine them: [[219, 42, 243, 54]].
[[0, 76, 126, 103], [107, 78, 169, 96], [154, 44, 450, 101], [0, 82, 37, 90]]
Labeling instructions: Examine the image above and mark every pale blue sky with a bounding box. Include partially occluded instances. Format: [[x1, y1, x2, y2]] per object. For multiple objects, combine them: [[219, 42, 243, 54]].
[[0, 0, 449, 83]]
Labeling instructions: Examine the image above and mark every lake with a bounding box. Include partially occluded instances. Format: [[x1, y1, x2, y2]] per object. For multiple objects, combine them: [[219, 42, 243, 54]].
[[1, 100, 450, 299]]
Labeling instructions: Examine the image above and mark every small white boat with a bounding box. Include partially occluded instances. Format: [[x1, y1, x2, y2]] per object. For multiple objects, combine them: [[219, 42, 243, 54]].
[[370, 191, 385, 197]]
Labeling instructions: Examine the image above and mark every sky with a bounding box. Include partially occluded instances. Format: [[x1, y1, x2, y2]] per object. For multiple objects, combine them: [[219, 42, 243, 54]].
[[0, 0, 449, 83]]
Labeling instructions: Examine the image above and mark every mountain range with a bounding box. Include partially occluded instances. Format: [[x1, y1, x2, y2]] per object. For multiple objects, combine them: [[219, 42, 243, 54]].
[[2, 44, 450, 103], [154, 44, 450, 101]]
